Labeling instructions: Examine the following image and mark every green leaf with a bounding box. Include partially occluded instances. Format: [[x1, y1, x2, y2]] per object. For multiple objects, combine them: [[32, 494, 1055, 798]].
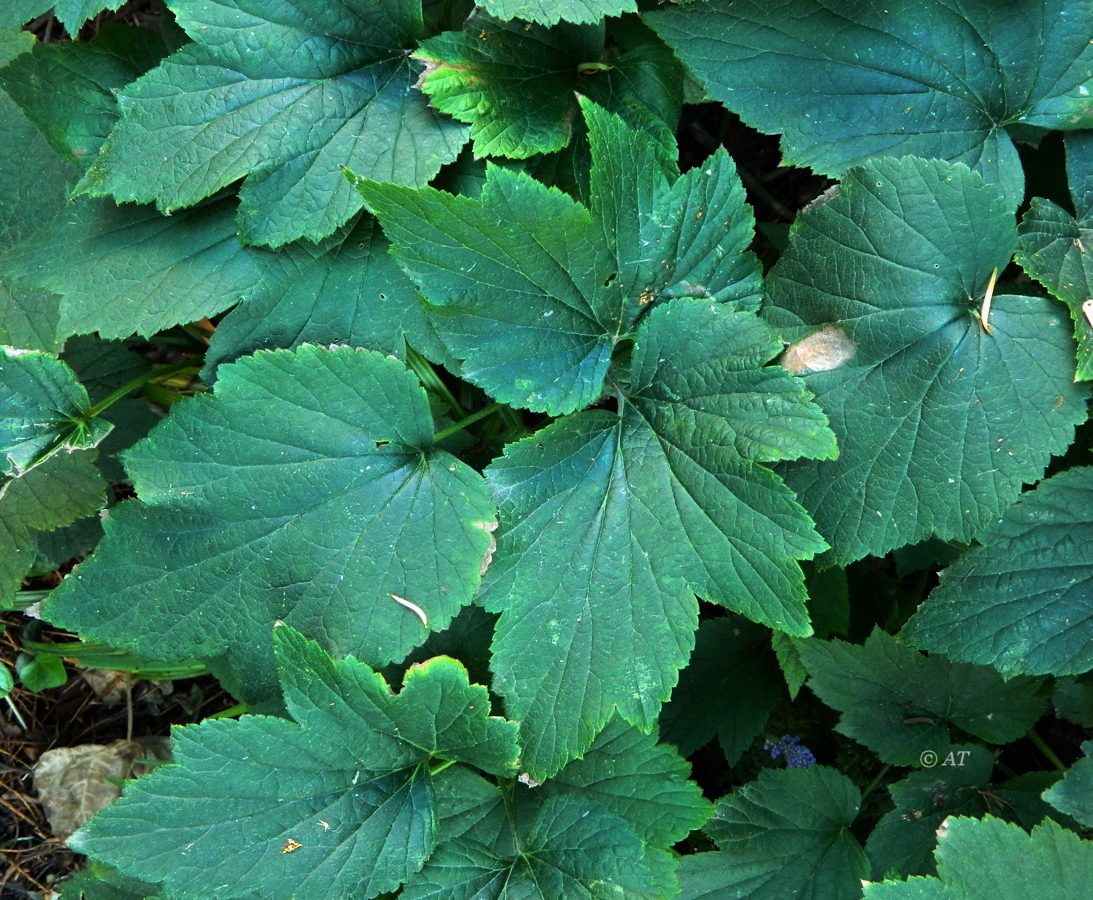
[[1044, 741, 1093, 828], [0, 2, 125, 33], [484, 296, 834, 777], [798, 631, 1045, 767], [902, 467, 1093, 678], [660, 617, 783, 762], [0, 451, 106, 606], [771, 632, 808, 700], [75, 0, 468, 248], [4, 197, 268, 339], [203, 217, 434, 378], [355, 99, 763, 415], [3, 197, 430, 353], [415, 17, 680, 160], [478, 0, 636, 26], [0, 89, 78, 350], [763, 156, 1089, 564], [58, 336, 159, 484], [1016, 131, 1093, 379], [405, 794, 657, 898], [0, 28, 33, 68], [0, 662, 12, 699], [15, 649, 66, 691], [44, 346, 497, 703], [646, 0, 1093, 209], [0, 24, 167, 166], [58, 861, 164, 900], [0, 347, 113, 474], [408, 722, 703, 897], [867, 750, 1062, 878], [542, 717, 712, 848], [864, 817, 1093, 898], [71, 626, 519, 899], [680, 767, 868, 899]]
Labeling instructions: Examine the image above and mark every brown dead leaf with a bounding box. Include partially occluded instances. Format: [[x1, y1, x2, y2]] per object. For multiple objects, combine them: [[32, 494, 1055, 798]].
[[781, 325, 855, 374], [33, 737, 171, 837], [475, 519, 499, 577]]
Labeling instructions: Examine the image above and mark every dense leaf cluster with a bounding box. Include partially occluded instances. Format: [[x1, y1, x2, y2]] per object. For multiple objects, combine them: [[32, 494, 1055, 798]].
[[0, 1, 1091, 897]]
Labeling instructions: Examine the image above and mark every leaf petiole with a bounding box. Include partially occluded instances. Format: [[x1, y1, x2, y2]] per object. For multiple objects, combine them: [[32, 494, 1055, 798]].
[[433, 403, 504, 443], [85, 362, 197, 418]]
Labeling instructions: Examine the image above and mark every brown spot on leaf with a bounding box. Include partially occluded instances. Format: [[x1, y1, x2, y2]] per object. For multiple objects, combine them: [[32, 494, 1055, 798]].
[[475, 520, 499, 576], [781, 325, 856, 374], [282, 838, 302, 853]]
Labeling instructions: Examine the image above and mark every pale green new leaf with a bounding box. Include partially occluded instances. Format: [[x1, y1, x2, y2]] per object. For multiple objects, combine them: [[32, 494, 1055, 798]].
[[799, 631, 1045, 767], [647, 0, 1093, 209], [0, 24, 168, 166], [415, 17, 680, 159], [1016, 131, 1093, 379], [0, 347, 112, 474], [0, 29, 33, 68], [903, 467, 1093, 678], [479, 0, 636, 26], [764, 156, 1089, 564], [356, 99, 762, 415], [44, 346, 496, 703], [680, 767, 868, 899], [864, 817, 1093, 898], [484, 298, 834, 778], [75, 0, 468, 247], [72, 627, 519, 899], [0, 89, 78, 350], [0, 2, 125, 33], [0, 451, 105, 606], [1043, 741, 1093, 828]]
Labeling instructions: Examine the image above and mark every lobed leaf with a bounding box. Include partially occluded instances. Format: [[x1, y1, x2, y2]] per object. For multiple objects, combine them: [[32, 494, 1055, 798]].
[[1043, 741, 1093, 828], [764, 156, 1089, 564], [799, 631, 1045, 766], [0, 347, 112, 475], [903, 467, 1093, 677], [71, 627, 519, 899], [484, 298, 834, 777], [478, 0, 637, 26], [75, 0, 468, 247], [0, 24, 168, 166], [415, 16, 680, 160], [864, 816, 1093, 898], [0, 451, 105, 606], [0, 1, 126, 33], [867, 752, 1062, 879], [356, 99, 761, 415], [44, 346, 496, 703], [1016, 131, 1093, 379], [647, 0, 1093, 209], [681, 767, 869, 899], [0, 89, 77, 350]]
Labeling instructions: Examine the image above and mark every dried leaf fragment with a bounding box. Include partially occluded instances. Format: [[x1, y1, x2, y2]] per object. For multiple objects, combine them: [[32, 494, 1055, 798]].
[[781, 325, 855, 374], [33, 741, 143, 837]]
